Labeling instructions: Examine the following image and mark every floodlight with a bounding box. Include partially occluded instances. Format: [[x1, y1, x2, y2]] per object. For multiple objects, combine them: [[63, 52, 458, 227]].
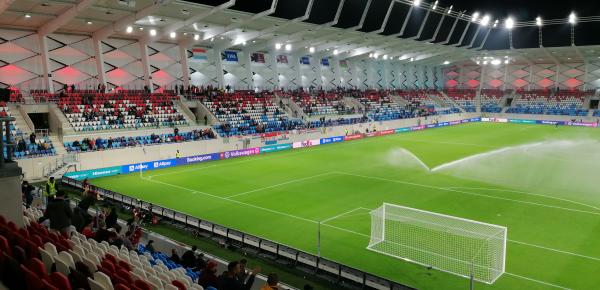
[[443, 60, 450, 65], [413, 0, 420, 7], [169, 32, 176, 39], [275, 43, 282, 50], [472, 12, 479, 22], [568, 12, 576, 24], [504, 59, 509, 64], [536, 17, 542, 26], [309, 47, 315, 53], [126, 26, 133, 33], [447, 5, 453, 14], [285, 43, 291, 51], [491, 59, 501, 65], [333, 49, 339, 55], [194, 34, 199, 41], [383, 54, 388, 60], [505, 17, 514, 29], [432, 1, 438, 10], [25, 14, 31, 19], [480, 15, 490, 26], [149, 29, 157, 36]]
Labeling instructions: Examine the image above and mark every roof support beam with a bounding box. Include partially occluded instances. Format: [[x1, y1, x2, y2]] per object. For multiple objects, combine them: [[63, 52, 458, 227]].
[[93, 0, 174, 41], [160, 0, 235, 38], [37, 0, 96, 36], [203, 0, 279, 41]]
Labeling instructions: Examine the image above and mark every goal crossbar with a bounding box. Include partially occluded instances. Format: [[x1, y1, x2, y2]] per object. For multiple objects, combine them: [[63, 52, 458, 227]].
[[367, 203, 507, 284]]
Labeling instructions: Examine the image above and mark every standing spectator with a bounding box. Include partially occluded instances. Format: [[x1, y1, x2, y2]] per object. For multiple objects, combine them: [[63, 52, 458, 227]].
[[260, 273, 279, 290], [21, 180, 34, 208], [38, 191, 73, 236], [181, 245, 197, 268], [105, 205, 118, 229], [170, 249, 181, 264], [218, 261, 260, 290], [198, 260, 219, 289], [45, 176, 57, 203], [29, 132, 36, 144], [145, 240, 156, 254], [237, 259, 248, 282]]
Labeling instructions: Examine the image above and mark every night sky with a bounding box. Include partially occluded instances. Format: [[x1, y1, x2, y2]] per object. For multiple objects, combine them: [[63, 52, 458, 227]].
[[188, 0, 600, 50]]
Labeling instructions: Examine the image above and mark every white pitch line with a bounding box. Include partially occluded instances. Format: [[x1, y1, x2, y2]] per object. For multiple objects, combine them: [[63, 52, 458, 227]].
[[509, 240, 600, 262], [445, 187, 600, 213], [504, 272, 571, 290], [226, 172, 336, 199], [320, 207, 370, 224], [336, 172, 600, 217]]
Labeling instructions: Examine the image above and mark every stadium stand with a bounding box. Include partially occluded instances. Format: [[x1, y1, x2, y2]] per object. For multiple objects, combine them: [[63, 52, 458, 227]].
[[445, 89, 477, 112], [291, 92, 351, 116], [63, 128, 216, 152], [507, 90, 588, 116], [33, 92, 188, 132], [202, 92, 303, 137], [480, 90, 504, 113], [357, 91, 414, 121], [1, 103, 56, 159]]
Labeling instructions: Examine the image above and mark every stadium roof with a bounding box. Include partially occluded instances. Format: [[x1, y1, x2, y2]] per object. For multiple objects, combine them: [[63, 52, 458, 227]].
[[2, 0, 600, 66]]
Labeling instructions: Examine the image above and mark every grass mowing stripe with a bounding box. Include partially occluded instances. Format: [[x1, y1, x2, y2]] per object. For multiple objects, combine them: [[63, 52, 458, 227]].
[[503, 273, 571, 290], [445, 187, 600, 212], [225, 172, 337, 198]]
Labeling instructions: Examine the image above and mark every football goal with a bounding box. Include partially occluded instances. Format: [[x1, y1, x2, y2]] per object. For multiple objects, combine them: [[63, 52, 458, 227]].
[[367, 203, 507, 284]]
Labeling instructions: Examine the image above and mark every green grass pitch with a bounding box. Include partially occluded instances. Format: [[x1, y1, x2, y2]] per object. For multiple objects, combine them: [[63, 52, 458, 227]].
[[91, 122, 600, 290]]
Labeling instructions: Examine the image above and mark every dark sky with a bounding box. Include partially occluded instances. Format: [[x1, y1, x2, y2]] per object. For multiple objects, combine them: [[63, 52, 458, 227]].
[[188, 0, 600, 50]]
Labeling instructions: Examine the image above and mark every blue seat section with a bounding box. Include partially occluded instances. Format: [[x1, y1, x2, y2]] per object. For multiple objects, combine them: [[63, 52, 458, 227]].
[[138, 245, 199, 282], [63, 129, 216, 152]]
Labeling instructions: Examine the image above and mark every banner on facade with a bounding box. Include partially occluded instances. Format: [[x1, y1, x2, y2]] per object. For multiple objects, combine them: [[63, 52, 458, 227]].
[[276, 55, 288, 64], [221, 50, 239, 62], [251, 52, 265, 63], [191, 48, 208, 62], [300, 56, 310, 65], [321, 58, 329, 66]]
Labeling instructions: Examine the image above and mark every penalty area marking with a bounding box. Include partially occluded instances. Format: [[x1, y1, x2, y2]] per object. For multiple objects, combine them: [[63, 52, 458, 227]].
[[320, 207, 371, 224], [225, 172, 337, 199], [139, 176, 573, 289]]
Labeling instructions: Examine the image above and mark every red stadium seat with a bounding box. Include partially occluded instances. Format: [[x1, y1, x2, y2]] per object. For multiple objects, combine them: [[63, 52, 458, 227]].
[[50, 272, 72, 290], [21, 264, 44, 290], [115, 284, 131, 290], [134, 279, 153, 290], [28, 258, 49, 280], [41, 279, 59, 290], [0, 235, 12, 256], [171, 279, 187, 290]]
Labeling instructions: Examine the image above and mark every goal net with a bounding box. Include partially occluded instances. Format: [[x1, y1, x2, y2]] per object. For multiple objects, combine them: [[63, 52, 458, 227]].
[[367, 203, 507, 284]]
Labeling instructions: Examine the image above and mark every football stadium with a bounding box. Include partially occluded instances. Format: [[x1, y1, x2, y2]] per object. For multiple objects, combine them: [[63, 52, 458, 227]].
[[0, 1, 599, 290]]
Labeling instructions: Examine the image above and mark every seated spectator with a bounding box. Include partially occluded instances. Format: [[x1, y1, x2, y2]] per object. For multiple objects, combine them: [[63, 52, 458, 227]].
[[145, 239, 156, 254], [181, 245, 198, 269], [261, 273, 279, 290], [198, 260, 219, 289], [218, 260, 260, 290], [171, 249, 181, 264]]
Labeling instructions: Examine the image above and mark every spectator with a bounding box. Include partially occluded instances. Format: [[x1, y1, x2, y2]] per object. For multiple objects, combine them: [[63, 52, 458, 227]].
[[260, 273, 279, 290], [145, 240, 156, 254], [21, 180, 34, 208], [181, 245, 197, 268], [105, 205, 118, 229], [170, 249, 181, 264], [237, 258, 248, 282], [198, 260, 219, 289], [218, 261, 260, 290], [38, 191, 72, 236], [29, 132, 36, 144]]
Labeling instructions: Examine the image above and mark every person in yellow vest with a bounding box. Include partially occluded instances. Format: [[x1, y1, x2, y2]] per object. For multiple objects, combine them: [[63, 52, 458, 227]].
[[175, 150, 181, 159], [345, 128, 349, 136], [45, 176, 57, 203]]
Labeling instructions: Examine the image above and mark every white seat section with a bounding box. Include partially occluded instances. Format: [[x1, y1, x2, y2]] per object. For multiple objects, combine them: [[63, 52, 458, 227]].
[[83, 256, 98, 272], [44, 242, 59, 258], [132, 267, 147, 279], [68, 250, 82, 263], [55, 256, 71, 276], [58, 251, 75, 268], [39, 248, 55, 273], [93, 271, 114, 290], [164, 284, 179, 290], [88, 277, 109, 290], [148, 275, 164, 289]]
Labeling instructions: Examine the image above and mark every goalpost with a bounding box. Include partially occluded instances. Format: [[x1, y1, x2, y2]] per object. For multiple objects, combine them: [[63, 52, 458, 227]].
[[367, 203, 507, 284]]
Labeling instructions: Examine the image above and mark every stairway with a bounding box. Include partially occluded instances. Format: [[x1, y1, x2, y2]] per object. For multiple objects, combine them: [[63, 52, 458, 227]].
[[390, 94, 409, 106], [7, 104, 34, 134], [48, 135, 66, 155], [174, 99, 197, 125], [437, 92, 465, 113], [475, 90, 482, 113]]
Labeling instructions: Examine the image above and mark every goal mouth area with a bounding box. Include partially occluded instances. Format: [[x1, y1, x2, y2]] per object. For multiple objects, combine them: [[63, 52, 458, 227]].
[[367, 203, 507, 285]]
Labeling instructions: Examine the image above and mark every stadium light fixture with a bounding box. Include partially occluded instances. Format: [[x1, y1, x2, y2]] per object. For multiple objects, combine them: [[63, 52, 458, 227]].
[[373, 53, 379, 59], [568, 12, 576, 24], [242, 41, 247, 46], [447, 5, 453, 14], [505, 17, 514, 29], [87, 21, 93, 25], [443, 60, 450, 65], [368, 53, 373, 58], [126, 26, 133, 33], [194, 34, 199, 41], [491, 59, 501, 65], [480, 15, 491, 26], [309, 46, 315, 53], [169, 32, 176, 39], [275, 43, 282, 50], [24, 14, 31, 19], [504, 59, 509, 64], [432, 1, 438, 10], [149, 29, 157, 36], [139, 27, 144, 31], [536, 17, 543, 26], [410, 57, 414, 62], [383, 54, 388, 60], [472, 12, 480, 22], [483, 60, 488, 65], [285, 44, 292, 51], [413, 0, 421, 7], [476, 61, 480, 65], [493, 19, 499, 28], [333, 49, 339, 55]]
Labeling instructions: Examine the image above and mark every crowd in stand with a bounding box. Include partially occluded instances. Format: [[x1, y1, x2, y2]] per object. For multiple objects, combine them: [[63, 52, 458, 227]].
[[12, 179, 316, 290], [64, 128, 216, 152]]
